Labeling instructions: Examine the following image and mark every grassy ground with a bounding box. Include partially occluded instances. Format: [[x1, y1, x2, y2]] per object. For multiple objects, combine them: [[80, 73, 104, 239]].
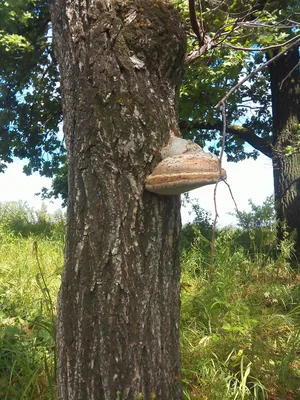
[[181, 230, 300, 399], [0, 231, 62, 399], [0, 228, 299, 399]]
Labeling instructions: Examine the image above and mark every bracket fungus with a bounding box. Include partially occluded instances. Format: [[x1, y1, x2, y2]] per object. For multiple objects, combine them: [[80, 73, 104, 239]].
[[146, 134, 226, 195]]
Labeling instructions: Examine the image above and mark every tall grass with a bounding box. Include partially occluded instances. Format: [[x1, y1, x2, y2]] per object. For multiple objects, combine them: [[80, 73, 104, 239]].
[[0, 228, 63, 399], [181, 229, 300, 399], [0, 201, 299, 399]]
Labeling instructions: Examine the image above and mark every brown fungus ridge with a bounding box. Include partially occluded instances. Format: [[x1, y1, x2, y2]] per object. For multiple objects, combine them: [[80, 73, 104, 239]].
[[146, 152, 226, 195]]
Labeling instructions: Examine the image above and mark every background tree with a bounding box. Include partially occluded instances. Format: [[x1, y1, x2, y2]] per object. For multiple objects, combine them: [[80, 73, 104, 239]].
[[50, 0, 186, 398], [181, 197, 213, 252], [0, 0, 63, 176], [176, 0, 300, 256]]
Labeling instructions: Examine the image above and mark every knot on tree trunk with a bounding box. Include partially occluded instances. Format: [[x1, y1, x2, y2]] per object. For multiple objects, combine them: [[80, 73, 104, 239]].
[[115, 0, 186, 83]]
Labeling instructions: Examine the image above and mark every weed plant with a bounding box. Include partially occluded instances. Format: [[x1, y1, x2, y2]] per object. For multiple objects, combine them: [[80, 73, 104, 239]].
[[0, 201, 65, 240]]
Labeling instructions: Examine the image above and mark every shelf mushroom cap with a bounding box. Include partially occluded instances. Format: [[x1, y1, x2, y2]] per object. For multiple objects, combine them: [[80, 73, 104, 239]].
[[161, 136, 201, 159], [146, 152, 226, 195]]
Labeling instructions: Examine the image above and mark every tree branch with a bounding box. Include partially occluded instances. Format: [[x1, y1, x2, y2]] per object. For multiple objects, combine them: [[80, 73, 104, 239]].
[[189, 0, 204, 46], [239, 21, 298, 29], [179, 120, 273, 158], [280, 59, 300, 89], [222, 34, 300, 52], [210, 101, 227, 282], [215, 37, 300, 108], [185, 37, 215, 64]]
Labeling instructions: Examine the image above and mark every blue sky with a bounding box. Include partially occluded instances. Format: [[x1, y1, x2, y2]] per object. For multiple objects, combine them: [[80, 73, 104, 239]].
[[0, 154, 273, 226]]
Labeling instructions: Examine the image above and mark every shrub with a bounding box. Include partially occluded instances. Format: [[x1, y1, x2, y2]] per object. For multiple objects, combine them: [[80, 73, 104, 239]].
[[0, 201, 65, 239]]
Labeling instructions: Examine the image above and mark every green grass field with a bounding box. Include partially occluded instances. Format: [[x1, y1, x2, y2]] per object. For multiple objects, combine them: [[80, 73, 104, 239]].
[[0, 205, 299, 399], [0, 232, 62, 399], [181, 230, 300, 399]]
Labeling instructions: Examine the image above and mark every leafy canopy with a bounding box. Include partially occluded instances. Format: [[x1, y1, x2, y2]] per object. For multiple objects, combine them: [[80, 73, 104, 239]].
[[0, 0, 63, 176], [0, 0, 299, 199], [175, 0, 299, 160]]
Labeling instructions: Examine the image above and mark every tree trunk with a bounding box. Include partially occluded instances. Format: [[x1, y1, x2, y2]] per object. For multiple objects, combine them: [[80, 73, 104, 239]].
[[50, 1, 186, 399], [269, 46, 300, 258]]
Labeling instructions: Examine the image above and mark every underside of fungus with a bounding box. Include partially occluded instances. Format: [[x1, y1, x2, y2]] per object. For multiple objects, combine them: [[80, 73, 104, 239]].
[[145, 134, 226, 195]]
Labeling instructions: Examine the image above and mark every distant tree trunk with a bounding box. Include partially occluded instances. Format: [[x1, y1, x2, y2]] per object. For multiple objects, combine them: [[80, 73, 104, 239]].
[[269, 46, 300, 258], [50, 1, 186, 399]]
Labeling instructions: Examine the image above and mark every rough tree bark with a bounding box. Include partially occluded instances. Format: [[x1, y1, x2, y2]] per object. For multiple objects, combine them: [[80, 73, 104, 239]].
[[269, 47, 300, 257], [50, 1, 186, 399]]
